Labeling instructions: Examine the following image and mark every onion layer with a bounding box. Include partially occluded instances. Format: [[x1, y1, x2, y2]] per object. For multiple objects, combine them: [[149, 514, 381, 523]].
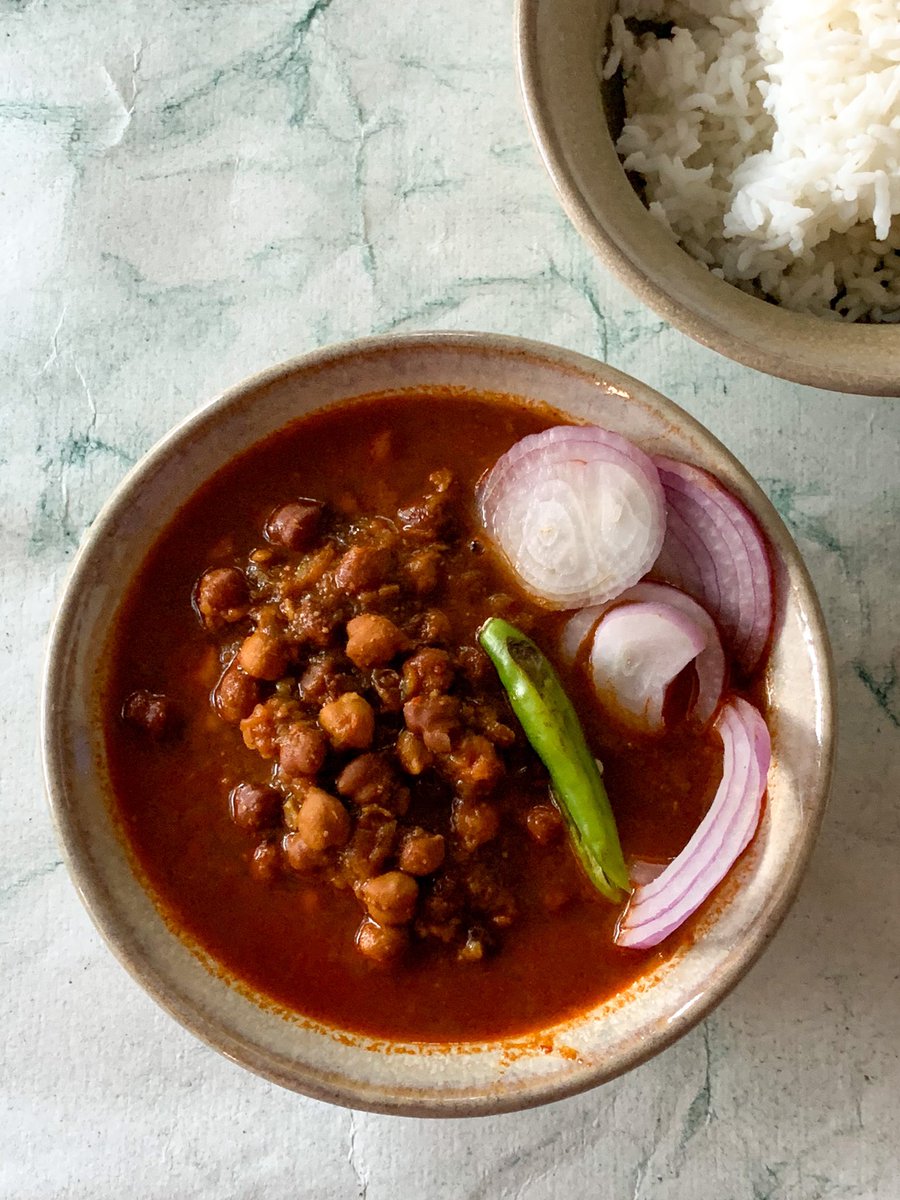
[[589, 601, 706, 734], [615, 697, 770, 949], [652, 457, 774, 676], [478, 426, 666, 610], [563, 582, 727, 728]]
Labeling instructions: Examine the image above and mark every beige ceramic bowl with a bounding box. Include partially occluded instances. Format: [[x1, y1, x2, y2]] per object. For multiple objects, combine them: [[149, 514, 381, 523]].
[[517, 0, 900, 396], [42, 333, 834, 1115]]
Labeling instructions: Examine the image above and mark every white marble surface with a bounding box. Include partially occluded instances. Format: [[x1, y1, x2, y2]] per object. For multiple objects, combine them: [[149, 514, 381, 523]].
[[2, 0, 898, 1196]]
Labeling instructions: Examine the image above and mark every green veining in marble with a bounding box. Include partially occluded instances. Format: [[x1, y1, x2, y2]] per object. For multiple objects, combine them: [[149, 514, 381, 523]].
[[0, 859, 63, 903], [762, 478, 849, 568], [854, 661, 899, 728]]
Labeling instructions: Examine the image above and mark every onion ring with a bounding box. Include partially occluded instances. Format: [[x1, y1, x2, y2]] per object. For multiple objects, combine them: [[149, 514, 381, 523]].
[[615, 697, 770, 949], [589, 601, 707, 734], [652, 457, 774, 675], [562, 582, 727, 728], [478, 426, 666, 610]]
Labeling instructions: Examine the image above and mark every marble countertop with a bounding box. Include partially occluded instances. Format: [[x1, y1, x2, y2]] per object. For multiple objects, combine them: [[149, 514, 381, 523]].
[[2, 0, 897, 1196]]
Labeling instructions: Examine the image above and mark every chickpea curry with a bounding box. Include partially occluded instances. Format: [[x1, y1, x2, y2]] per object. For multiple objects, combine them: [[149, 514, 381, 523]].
[[107, 393, 731, 1042]]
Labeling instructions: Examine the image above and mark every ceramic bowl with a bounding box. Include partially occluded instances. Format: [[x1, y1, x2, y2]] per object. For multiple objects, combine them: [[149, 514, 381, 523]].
[[516, 0, 900, 396], [42, 332, 834, 1115]]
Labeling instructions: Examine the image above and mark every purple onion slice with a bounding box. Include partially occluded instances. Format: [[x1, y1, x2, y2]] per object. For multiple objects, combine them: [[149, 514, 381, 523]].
[[479, 426, 666, 610], [652, 457, 774, 676], [562, 582, 727, 729], [615, 697, 770, 949], [589, 601, 707, 734]]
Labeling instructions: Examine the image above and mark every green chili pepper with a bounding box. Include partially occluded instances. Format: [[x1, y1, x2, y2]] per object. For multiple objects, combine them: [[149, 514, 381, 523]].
[[478, 616, 630, 905]]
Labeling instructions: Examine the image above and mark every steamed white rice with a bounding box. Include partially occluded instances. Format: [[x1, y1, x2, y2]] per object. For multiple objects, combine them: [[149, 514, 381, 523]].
[[605, 0, 900, 320]]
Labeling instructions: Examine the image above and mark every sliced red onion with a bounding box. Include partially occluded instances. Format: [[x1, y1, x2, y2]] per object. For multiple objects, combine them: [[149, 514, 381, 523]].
[[589, 601, 707, 733], [652, 457, 774, 676], [562, 582, 726, 727], [615, 697, 770, 950], [479, 426, 666, 610], [627, 584, 726, 726]]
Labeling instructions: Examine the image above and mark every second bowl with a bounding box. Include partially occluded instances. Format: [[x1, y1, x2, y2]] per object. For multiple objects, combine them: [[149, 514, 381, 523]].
[[517, 0, 900, 395]]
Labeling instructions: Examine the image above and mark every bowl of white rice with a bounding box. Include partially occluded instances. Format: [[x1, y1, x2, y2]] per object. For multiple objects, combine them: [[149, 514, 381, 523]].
[[517, 0, 900, 394]]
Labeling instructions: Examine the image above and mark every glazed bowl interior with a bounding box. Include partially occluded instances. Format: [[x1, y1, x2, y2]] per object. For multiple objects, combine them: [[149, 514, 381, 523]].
[[517, 0, 900, 396], [42, 333, 834, 1116]]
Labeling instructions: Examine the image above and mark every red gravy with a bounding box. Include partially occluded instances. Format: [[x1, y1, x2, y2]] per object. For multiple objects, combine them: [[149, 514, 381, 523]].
[[105, 392, 726, 1042]]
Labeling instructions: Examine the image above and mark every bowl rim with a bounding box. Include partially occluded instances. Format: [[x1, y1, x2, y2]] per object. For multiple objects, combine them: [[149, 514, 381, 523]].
[[41, 330, 836, 1115], [515, 0, 900, 397]]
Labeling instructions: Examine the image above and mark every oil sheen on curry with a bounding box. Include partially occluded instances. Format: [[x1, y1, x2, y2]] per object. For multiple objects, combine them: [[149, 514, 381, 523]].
[[106, 392, 770, 1042]]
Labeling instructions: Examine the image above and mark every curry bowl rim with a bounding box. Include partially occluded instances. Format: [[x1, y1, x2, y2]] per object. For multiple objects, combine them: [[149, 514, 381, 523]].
[[40, 330, 836, 1115]]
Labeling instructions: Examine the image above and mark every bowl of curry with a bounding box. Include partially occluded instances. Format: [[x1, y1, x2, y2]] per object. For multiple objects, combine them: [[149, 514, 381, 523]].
[[41, 332, 834, 1115]]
